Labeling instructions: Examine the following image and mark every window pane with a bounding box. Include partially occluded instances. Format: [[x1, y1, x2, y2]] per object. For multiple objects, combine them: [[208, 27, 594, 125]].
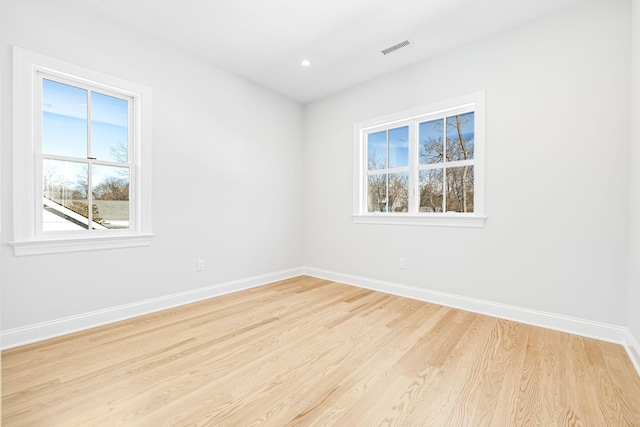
[[92, 165, 130, 229], [42, 159, 89, 230], [388, 126, 408, 168], [388, 172, 408, 212], [446, 166, 474, 213], [367, 130, 387, 170], [419, 169, 444, 212], [446, 112, 474, 161], [367, 174, 387, 212], [419, 119, 443, 165], [42, 79, 88, 158], [91, 92, 129, 162]]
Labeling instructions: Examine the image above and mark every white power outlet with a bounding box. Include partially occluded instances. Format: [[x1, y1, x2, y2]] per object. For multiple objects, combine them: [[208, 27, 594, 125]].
[[197, 259, 205, 271], [399, 258, 406, 269]]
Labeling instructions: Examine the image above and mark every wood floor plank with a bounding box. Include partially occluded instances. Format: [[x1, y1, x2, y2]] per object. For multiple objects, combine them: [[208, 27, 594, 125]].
[[3, 276, 640, 426], [294, 302, 448, 426], [514, 325, 548, 426], [398, 313, 490, 425]]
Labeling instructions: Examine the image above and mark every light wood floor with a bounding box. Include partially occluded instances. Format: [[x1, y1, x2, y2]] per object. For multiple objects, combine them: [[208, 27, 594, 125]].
[[3, 276, 640, 426]]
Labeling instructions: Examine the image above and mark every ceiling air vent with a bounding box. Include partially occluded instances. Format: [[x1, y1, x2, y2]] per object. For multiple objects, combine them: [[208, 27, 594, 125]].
[[381, 40, 411, 56]]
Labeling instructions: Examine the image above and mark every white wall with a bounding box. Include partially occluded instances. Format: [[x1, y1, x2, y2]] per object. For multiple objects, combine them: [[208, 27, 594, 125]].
[[628, 0, 640, 345], [303, 0, 631, 325], [0, 0, 304, 331], [1, 0, 635, 344]]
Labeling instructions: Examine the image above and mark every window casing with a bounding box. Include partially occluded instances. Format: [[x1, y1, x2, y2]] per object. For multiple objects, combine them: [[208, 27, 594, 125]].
[[11, 47, 152, 255], [353, 92, 485, 227]]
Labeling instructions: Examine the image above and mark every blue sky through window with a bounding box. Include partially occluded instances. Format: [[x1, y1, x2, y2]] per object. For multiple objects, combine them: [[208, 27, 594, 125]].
[[367, 130, 387, 170], [42, 79, 128, 163], [91, 92, 128, 162], [388, 126, 408, 168], [367, 125, 409, 170], [446, 112, 474, 161], [419, 113, 474, 165]]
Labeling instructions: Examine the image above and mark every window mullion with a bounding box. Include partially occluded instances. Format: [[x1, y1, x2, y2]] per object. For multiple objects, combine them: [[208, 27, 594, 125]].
[[128, 98, 136, 230], [87, 91, 93, 161], [385, 130, 390, 212], [363, 131, 369, 212], [35, 73, 44, 235], [87, 159, 93, 229], [408, 120, 418, 213], [87, 91, 93, 230], [442, 119, 447, 213]]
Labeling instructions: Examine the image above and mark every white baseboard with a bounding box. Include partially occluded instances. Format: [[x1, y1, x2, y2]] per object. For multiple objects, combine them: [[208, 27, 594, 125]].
[[306, 267, 639, 377], [4, 265, 639, 378], [626, 329, 640, 377], [303, 267, 629, 345], [1, 267, 304, 350]]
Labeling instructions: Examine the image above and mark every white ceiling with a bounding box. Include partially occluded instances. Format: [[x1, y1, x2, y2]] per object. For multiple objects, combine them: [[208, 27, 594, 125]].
[[71, 0, 589, 104]]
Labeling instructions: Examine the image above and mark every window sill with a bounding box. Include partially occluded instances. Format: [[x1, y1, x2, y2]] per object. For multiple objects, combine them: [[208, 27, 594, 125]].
[[352, 214, 486, 228], [10, 234, 154, 256]]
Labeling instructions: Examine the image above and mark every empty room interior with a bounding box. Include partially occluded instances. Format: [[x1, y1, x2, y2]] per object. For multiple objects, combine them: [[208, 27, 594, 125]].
[[2, 0, 640, 425]]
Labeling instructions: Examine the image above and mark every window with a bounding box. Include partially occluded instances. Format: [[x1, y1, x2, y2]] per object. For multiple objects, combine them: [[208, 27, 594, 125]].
[[40, 77, 133, 232], [11, 47, 152, 255], [353, 92, 485, 227]]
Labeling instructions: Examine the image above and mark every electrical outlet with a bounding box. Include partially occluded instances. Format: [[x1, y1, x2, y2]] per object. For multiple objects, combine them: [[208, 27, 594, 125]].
[[197, 259, 205, 271], [399, 258, 406, 269]]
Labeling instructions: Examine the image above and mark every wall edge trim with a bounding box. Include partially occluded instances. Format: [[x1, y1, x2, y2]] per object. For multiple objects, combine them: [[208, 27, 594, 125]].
[[625, 328, 640, 377]]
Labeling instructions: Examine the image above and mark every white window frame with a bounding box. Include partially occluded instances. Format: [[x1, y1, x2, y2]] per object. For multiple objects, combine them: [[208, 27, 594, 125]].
[[11, 47, 153, 256], [353, 92, 486, 228]]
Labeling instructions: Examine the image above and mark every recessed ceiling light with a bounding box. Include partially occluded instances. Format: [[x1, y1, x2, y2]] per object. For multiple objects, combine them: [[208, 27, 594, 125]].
[[301, 60, 311, 67]]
